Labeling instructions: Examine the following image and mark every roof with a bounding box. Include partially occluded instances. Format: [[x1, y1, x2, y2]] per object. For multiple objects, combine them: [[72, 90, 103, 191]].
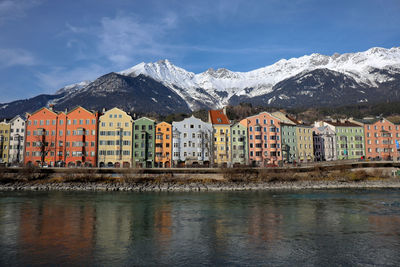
[[208, 109, 230, 125], [351, 117, 380, 125], [26, 106, 58, 117], [315, 125, 335, 134], [67, 105, 97, 115], [156, 121, 171, 126], [324, 121, 361, 127], [9, 115, 26, 122], [271, 111, 298, 125]]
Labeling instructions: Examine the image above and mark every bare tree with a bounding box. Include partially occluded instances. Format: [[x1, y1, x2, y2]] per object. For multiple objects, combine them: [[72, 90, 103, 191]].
[[34, 129, 56, 167]]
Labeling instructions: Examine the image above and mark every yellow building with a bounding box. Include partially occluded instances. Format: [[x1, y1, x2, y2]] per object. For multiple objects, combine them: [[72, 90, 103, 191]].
[[296, 125, 314, 162], [0, 120, 11, 164], [98, 107, 133, 168], [208, 109, 231, 166]]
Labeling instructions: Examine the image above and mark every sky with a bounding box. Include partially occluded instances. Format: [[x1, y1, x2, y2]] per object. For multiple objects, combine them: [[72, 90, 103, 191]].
[[0, 0, 399, 102]]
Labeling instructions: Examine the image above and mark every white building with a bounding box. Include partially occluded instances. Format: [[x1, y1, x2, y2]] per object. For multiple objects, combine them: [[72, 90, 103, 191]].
[[172, 116, 213, 166], [9, 115, 25, 164], [313, 125, 337, 161]]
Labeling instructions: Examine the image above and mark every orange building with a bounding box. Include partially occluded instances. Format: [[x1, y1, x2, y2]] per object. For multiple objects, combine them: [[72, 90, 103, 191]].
[[155, 122, 172, 168], [25, 106, 98, 167], [25, 107, 59, 166], [60, 107, 99, 167], [354, 117, 400, 160], [18, 202, 95, 264], [242, 112, 282, 167]]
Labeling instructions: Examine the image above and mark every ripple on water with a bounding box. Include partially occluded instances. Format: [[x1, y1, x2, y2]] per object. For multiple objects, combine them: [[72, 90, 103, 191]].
[[0, 189, 399, 266]]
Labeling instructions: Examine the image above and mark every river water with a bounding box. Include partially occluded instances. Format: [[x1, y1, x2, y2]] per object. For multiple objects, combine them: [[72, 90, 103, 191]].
[[1, 189, 400, 266]]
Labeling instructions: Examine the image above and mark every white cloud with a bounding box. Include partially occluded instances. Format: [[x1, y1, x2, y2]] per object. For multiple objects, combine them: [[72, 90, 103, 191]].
[[97, 14, 177, 67], [0, 48, 36, 67], [35, 64, 108, 92], [65, 22, 89, 34], [0, 0, 42, 24]]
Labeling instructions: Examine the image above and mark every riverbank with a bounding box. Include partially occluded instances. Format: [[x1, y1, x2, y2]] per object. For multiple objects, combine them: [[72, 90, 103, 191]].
[[1, 179, 400, 192], [1, 163, 400, 192]]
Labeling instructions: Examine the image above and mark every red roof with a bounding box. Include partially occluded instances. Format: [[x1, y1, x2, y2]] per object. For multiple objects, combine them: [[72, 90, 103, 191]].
[[209, 109, 230, 125]]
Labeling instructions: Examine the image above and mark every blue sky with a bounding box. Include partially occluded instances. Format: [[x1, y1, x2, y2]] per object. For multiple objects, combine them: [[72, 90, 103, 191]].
[[0, 0, 399, 102]]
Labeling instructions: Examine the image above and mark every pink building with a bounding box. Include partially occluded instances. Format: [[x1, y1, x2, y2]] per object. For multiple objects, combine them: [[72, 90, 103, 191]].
[[353, 117, 400, 160], [241, 112, 282, 167]]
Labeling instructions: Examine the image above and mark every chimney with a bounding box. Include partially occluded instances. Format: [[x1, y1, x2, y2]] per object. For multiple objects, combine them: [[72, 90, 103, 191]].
[[49, 104, 54, 111], [102, 108, 106, 113], [222, 106, 227, 115]]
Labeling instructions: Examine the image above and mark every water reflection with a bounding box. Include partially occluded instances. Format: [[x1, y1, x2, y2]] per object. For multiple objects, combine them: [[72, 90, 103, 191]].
[[0, 190, 400, 266]]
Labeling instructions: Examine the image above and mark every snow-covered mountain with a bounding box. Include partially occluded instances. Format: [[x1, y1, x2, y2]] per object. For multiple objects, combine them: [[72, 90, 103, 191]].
[[0, 46, 399, 118], [119, 47, 400, 109]]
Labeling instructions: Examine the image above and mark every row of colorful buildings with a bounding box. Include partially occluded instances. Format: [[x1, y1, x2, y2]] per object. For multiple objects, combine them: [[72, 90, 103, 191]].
[[0, 106, 399, 168]]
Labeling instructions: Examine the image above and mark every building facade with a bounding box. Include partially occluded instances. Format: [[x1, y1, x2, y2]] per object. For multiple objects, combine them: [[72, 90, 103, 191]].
[[155, 122, 172, 168], [243, 112, 282, 167], [0, 120, 10, 164], [208, 109, 231, 166], [8, 116, 25, 165], [281, 124, 298, 163], [230, 122, 248, 166], [60, 107, 99, 167], [25, 107, 59, 166], [133, 117, 155, 168], [313, 125, 337, 161], [98, 107, 133, 168], [172, 116, 213, 166], [296, 125, 314, 162], [317, 121, 365, 160], [354, 118, 400, 160]]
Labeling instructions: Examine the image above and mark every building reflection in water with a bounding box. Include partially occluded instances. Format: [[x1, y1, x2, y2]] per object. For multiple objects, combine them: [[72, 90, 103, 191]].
[[17, 193, 95, 265], [93, 200, 133, 264], [0, 190, 400, 266]]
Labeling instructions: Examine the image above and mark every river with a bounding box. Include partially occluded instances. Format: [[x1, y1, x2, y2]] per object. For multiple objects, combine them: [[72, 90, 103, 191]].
[[1, 189, 400, 266]]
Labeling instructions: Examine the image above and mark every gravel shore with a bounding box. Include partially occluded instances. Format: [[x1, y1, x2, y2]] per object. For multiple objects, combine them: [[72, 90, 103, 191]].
[[1, 179, 400, 192]]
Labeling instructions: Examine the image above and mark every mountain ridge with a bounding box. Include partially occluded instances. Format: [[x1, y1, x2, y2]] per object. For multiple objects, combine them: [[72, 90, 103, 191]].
[[0, 46, 399, 118]]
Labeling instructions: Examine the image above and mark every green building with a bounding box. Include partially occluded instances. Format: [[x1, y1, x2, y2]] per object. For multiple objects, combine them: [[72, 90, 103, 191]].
[[133, 117, 156, 168], [281, 123, 298, 163], [230, 122, 248, 166], [318, 121, 365, 160]]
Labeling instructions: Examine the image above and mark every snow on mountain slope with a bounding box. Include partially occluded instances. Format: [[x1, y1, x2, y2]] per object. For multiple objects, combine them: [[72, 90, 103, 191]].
[[119, 47, 400, 108], [55, 81, 91, 95], [48, 81, 92, 107]]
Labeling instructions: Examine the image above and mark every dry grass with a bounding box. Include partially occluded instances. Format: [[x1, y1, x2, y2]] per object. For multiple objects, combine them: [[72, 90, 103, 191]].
[[0, 164, 395, 186]]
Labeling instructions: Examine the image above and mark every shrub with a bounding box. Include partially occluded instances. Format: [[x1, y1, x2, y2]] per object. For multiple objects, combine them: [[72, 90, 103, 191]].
[[347, 170, 369, 182]]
